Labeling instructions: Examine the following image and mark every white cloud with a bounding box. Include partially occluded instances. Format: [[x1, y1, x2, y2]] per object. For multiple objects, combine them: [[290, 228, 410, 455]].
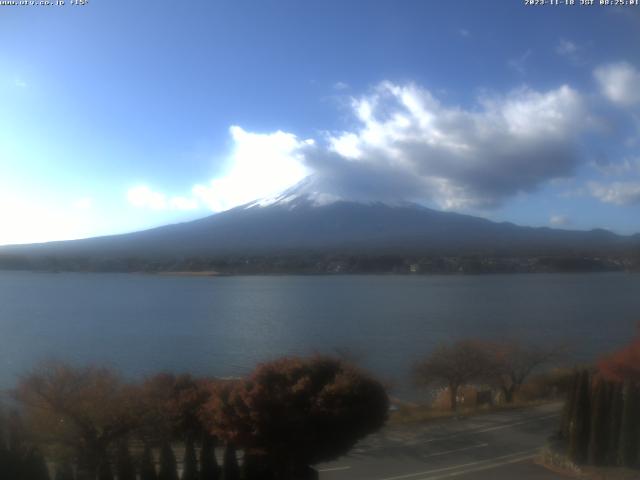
[[124, 127, 312, 214], [192, 126, 312, 212], [169, 196, 199, 210], [127, 185, 199, 211], [124, 81, 592, 215], [556, 39, 577, 57], [333, 81, 350, 91], [550, 214, 570, 226], [14, 78, 27, 88], [555, 39, 584, 65], [306, 81, 587, 210], [127, 186, 168, 210], [457, 28, 470, 38], [592, 156, 640, 176], [589, 181, 640, 206], [594, 62, 640, 107]]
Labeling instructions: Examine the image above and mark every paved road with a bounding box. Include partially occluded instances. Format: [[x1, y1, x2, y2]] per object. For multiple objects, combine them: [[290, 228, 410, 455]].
[[316, 403, 566, 480]]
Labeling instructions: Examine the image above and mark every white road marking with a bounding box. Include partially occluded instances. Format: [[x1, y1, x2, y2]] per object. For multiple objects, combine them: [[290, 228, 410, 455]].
[[420, 414, 559, 444], [317, 466, 352, 472], [423, 453, 536, 479], [422, 443, 488, 458], [377, 449, 538, 480]]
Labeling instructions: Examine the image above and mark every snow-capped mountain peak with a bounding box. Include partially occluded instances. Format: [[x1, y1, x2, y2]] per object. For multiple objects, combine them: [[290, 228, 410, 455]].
[[243, 176, 421, 210]]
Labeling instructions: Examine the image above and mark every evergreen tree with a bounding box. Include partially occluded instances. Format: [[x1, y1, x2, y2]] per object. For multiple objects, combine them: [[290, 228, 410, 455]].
[[222, 444, 240, 480], [241, 452, 273, 480], [97, 457, 114, 480], [23, 448, 51, 480], [7, 410, 25, 454], [560, 371, 579, 439], [568, 370, 591, 464], [115, 442, 135, 480], [607, 382, 624, 465], [53, 459, 75, 480], [0, 414, 10, 480], [588, 379, 608, 465], [158, 442, 179, 480], [139, 445, 158, 480], [182, 436, 198, 480], [618, 381, 639, 467], [199, 434, 219, 480]]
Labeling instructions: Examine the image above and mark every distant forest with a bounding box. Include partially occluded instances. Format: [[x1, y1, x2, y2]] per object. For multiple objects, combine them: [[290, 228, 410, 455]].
[[1, 253, 639, 275]]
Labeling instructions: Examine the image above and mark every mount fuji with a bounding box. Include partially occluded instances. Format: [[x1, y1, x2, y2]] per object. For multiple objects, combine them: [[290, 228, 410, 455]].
[[1, 177, 638, 272]]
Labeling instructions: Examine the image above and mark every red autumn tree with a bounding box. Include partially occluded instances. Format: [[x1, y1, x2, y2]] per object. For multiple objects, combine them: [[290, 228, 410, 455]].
[[199, 356, 388, 479], [14, 362, 141, 479], [598, 337, 640, 384], [138, 373, 211, 442]]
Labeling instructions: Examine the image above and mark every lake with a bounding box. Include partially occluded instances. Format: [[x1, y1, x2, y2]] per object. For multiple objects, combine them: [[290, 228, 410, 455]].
[[1, 271, 638, 399]]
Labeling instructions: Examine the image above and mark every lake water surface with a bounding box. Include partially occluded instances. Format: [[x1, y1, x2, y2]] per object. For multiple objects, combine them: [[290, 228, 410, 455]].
[[1, 271, 639, 399]]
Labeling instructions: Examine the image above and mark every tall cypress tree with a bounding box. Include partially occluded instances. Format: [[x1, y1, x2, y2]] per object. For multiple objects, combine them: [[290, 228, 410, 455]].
[[588, 379, 608, 465], [139, 445, 158, 480], [560, 371, 579, 439], [158, 442, 179, 480], [0, 412, 10, 480], [222, 444, 240, 480], [182, 436, 198, 480], [607, 382, 624, 466], [54, 458, 75, 480], [97, 457, 114, 480], [242, 452, 273, 480], [569, 370, 591, 464], [199, 434, 219, 480], [115, 442, 136, 480], [618, 381, 639, 468], [23, 448, 51, 480]]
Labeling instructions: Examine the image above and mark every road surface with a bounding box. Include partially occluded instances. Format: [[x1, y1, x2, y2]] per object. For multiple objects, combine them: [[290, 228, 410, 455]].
[[317, 403, 566, 480]]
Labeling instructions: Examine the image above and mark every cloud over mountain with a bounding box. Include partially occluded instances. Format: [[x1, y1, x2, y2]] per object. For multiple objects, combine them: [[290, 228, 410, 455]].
[[304, 82, 588, 210]]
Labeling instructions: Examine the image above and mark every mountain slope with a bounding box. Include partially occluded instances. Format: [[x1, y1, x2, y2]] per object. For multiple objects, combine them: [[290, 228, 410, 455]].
[[1, 193, 638, 262]]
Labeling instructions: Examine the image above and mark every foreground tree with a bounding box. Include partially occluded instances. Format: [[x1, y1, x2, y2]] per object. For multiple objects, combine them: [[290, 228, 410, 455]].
[[492, 342, 563, 403], [242, 451, 273, 480], [14, 362, 141, 479], [201, 356, 388, 479], [618, 381, 639, 467], [607, 382, 624, 465], [22, 447, 51, 480], [115, 441, 136, 480], [222, 444, 240, 480], [53, 458, 75, 480], [199, 434, 219, 480], [157, 442, 179, 480], [587, 379, 608, 465], [560, 371, 579, 439], [414, 340, 496, 411], [139, 444, 157, 480], [598, 334, 640, 466], [598, 337, 640, 384], [568, 370, 591, 464], [139, 373, 211, 443], [97, 458, 114, 480], [183, 436, 198, 480]]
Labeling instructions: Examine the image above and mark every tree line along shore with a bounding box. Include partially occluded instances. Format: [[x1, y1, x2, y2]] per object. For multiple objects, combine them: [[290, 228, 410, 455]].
[[1, 253, 640, 275]]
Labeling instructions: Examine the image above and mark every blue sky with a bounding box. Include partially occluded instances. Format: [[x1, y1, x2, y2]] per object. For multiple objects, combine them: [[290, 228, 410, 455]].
[[1, 1, 639, 245]]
